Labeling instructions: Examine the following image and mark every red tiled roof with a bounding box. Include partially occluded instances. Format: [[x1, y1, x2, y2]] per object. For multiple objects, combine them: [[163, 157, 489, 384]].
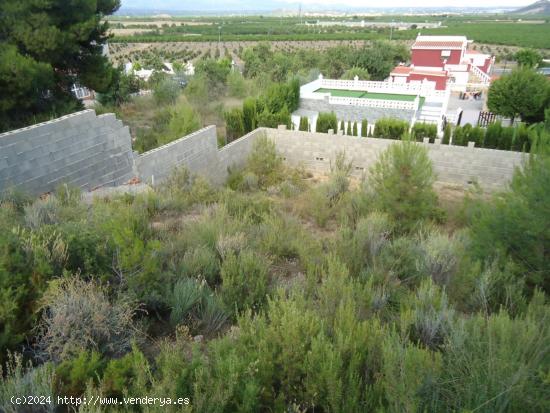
[[390, 66, 413, 75], [411, 70, 449, 77], [412, 41, 464, 49]]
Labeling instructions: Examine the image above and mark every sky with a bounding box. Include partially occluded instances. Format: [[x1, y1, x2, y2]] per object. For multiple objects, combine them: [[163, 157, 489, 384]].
[[120, 0, 535, 11]]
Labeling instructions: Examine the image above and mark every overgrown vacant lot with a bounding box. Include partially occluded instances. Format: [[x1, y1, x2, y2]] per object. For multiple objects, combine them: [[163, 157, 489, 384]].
[[1, 138, 549, 412]]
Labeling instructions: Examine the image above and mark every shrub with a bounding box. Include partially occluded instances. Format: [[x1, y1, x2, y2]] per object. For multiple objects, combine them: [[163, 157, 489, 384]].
[[325, 152, 353, 206], [163, 98, 201, 145], [180, 245, 220, 285], [484, 121, 502, 149], [442, 124, 451, 144], [373, 118, 409, 140], [37, 277, 138, 362], [220, 250, 270, 315], [246, 134, 284, 189], [411, 122, 437, 142], [101, 346, 150, 398], [242, 97, 257, 133], [352, 121, 358, 136], [299, 116, 309, 131], [416, 230, 461, 287], [153, 77, 180, 105], [227, 71, 247, 98], [316, 112, 338, 133], [452, 124, 467, 146], [468, 148, 550, 294], [346, 121, 352, 135], [432, 307, 550, 412], [469, 126, 485, 147], [224, 107, 245, 143], [170, 278, 205, 326], [24, 195, 61, 229], [360, 119, 369, 137], [407, 279, 454, 350], [368, 142, 438, 232], [0, 354, 56, 413], [54, 351, 106, 397]]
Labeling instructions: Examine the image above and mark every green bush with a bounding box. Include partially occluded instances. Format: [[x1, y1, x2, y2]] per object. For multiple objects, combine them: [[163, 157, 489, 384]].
[[242, 97, 257, 133], [299, 116, 309, 131], [153, 78, 181, 105], [55, 351, 106, 397], [373, 118, 409, 140], [346, 121, 352, 135], [411, 122, 437, 142], [442, 124, 451, 144], [245, 134, 284, 189], [224, 107, 245, 142], [469, 147, 550, 294], [180, 245, 220, 285], [316, 112, 338, 133], [220, 250, 270, 315], [352, 121, 358, 136], [361, 119, 368, 137], [0, 354, 56, 413], [368, 141, 438, 232], [37, 277, 137, 362], [484, 121, 503, 148]]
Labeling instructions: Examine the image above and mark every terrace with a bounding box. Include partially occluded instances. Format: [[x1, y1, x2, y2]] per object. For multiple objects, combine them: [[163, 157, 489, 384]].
[[296, 75, 451, 135]]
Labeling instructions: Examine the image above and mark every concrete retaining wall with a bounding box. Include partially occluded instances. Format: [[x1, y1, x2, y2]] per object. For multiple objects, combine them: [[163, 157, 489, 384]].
[[0, 110, 134, 195], [136, 127, 266, 185], [265, 128, 526, 190], [0, 110, 524, 196]]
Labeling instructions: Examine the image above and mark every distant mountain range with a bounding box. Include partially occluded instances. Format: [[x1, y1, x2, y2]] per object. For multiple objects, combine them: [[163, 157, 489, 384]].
[[117, 2, 518, 16], [513, 0, 550, 14]]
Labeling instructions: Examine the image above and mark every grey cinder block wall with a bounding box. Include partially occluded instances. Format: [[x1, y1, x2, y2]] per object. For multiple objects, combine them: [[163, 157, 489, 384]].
[[136, 127, 265, 185], [0, 110, 526, 196], [0, 110, 135, 195], [265, 128, 526, 191]]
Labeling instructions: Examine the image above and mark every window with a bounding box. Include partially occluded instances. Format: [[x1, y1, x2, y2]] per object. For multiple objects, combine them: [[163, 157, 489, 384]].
[[441, 50, 451, 57]]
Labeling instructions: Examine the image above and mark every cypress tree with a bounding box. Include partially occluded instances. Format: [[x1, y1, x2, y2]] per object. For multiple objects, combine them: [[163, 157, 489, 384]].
[[361, 119, 368, 137]]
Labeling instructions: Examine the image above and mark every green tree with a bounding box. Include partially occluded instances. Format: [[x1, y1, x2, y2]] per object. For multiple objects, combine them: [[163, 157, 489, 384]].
[[225, 108, 245, 143], [469, 139, 550, 294], [514, 49, 543, 68], [442, 124, 451, 144], [368, 141, 439, 232], [242, 98, 257, 133], [361, 119, 369, 137], [0, 0, 121, 131], [97, 68, 140, 107], [487, 68, 550, 124], [341, 67, 371, 80]]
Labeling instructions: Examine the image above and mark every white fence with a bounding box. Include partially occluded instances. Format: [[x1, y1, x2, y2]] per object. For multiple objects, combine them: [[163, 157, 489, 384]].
[[328, 95, 419, 110], [318, 77, 434, 95]]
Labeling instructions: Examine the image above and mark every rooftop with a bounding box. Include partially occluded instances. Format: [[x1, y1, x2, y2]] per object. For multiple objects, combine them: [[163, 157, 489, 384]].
[[412, 35, 468, 50]]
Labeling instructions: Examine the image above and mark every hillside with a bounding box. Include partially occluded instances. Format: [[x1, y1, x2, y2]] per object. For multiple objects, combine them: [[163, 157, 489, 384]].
[[513, 0, 550, 15]]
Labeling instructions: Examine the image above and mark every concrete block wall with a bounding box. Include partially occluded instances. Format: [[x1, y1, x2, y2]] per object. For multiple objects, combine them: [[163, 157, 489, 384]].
[[0, 109, 524, 196], [265, 129, 526, 190], [135, 126, 266, 186], [0, 110, 135, 195]]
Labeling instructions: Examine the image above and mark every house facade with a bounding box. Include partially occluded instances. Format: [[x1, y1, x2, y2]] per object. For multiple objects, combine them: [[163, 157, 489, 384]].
[[389, 35, 494, 90]]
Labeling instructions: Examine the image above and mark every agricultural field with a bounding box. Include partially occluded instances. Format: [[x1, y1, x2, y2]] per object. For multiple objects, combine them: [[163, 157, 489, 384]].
[[107, 15, 550, 51]]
